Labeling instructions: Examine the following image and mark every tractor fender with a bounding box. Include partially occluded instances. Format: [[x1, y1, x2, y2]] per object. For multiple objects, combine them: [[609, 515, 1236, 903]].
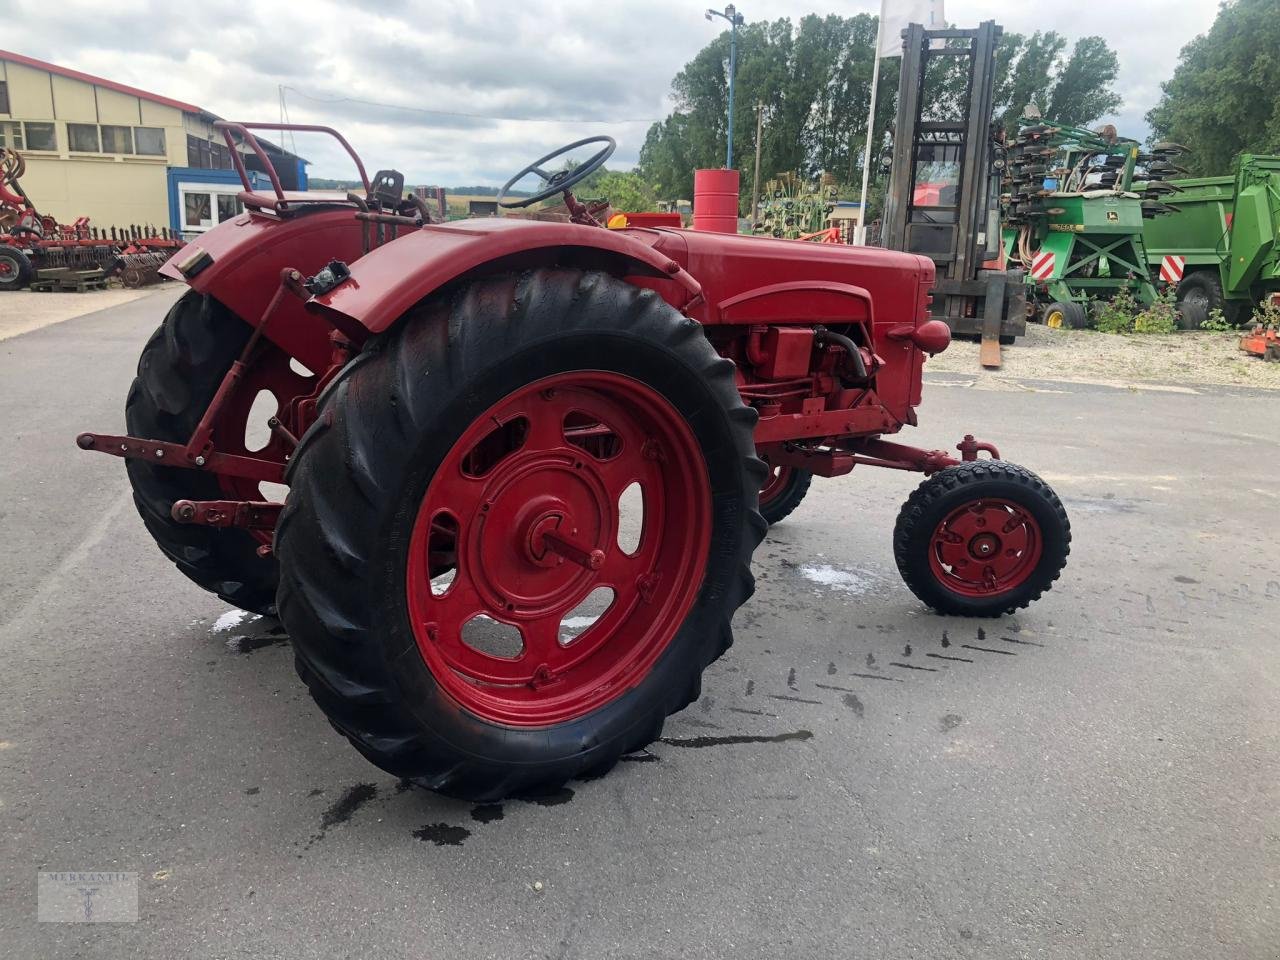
[[310, 218, 701, 336], [159, 207, 368, 374]]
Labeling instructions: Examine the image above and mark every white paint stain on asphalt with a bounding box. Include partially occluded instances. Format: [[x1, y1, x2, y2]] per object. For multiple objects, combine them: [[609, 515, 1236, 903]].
[[799, 564, 876, 595], [212, 610, 254, 633]]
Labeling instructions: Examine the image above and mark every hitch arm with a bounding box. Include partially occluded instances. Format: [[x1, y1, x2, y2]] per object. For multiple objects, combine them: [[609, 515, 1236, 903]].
[[75, 433, 285, 484]]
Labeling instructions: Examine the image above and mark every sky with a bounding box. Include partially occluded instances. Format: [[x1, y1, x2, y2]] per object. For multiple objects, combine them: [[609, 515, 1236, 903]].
[[0, 0, 1224, 187]]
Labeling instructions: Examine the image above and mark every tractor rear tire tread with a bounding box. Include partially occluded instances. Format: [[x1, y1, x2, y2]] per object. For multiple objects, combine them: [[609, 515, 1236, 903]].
[[124, 290, 279, 615], [276, 268, 765, 801], [893, 460, 1070, 617]]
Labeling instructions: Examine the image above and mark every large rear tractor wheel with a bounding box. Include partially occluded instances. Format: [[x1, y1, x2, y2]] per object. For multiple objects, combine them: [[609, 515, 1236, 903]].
[[759, 460, 812, 526], [893, 461, 1070, 617], [275, 269, 766, 800], [124, 291, 298, 615]]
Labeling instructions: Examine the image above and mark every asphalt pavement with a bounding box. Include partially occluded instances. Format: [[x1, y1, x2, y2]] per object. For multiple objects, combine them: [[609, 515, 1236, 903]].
[[2, 289, 1277, 959]]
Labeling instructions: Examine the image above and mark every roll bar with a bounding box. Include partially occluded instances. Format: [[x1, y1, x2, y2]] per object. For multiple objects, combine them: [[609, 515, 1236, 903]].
[[215, 121, 371, 208]]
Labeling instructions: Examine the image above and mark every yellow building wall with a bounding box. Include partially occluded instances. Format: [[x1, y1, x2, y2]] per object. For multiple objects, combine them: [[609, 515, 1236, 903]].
[[50, 75, 96, 122], [3, 61, 54, 117], [18, 155, 170, 230], [96, 86, 143, 125], [1, 57, 208, 228]]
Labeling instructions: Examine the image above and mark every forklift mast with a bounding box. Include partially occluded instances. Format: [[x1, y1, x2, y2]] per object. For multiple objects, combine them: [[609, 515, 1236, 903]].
[[881, 20, 1025, 364]]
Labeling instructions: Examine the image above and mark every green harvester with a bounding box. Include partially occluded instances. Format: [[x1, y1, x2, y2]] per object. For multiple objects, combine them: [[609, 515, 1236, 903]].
[[1140, 154, 1280, 327]]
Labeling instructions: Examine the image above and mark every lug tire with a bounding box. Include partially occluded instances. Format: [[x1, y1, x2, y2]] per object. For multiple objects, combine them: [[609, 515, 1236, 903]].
[[275, 269, 766, 800], [124, 291, 279, 615], [759, 464, 813, 526], [1043, 301, 1087, 330], [0, 246, 33, 290], [893, 461, 1070, 617], [1175, 271, 1223, 330]]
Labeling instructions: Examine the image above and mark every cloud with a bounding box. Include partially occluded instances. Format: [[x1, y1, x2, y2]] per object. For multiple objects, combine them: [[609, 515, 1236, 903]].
[[1, 0, 1223, 184]]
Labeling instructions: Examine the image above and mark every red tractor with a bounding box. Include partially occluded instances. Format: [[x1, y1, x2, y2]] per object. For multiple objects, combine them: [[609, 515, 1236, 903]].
[[79, 124, 1070, 800]]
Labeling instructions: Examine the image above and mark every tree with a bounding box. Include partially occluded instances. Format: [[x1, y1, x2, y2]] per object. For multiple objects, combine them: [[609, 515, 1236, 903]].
[[1047, 37, 1122, 127], [992, 32, 1121, 135], [1147, 0, 1280, 176], [638, 18, 1122, 206]]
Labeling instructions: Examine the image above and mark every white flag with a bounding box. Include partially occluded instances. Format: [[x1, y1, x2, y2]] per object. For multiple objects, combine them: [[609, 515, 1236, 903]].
[[877, 0, 946, 57]]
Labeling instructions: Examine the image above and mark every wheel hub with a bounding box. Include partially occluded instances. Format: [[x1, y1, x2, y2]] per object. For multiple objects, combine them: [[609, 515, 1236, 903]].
[[929, 498, 1043, 597]]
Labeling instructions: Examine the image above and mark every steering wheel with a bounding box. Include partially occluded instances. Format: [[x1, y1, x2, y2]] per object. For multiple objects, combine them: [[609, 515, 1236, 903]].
[[496, 136, 616, 209]]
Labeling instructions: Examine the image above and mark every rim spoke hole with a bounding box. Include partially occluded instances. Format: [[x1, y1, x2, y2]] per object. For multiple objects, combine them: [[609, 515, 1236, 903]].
[[564, 410, 621, 461], [427, 511, 460, 596], [617, 481, 644, 556], [461, 615, 524, 660], [259, 481, 289, 503], [244, 389, 278, 453], [288, 356, 316, 377], [560, 586, 616, 646], [462, 416, 528, 478]]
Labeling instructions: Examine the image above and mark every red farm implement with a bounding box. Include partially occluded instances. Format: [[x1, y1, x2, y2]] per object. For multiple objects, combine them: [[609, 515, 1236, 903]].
[[0, 147, 180, 290], [78, 122, 1071, 800]]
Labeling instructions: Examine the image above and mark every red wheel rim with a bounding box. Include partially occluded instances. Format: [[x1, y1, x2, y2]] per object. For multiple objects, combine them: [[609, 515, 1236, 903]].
[[211, 341, 315, 544], [927, 498, 1043, 598], [0, 258, 14, 277], [406, 371, 712, 726], [760, 463, 791, 506]]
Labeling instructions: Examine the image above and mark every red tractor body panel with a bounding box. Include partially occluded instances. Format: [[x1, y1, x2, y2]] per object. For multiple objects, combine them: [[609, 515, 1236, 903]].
[[311, 218, 702, 334], [314, 218, 935, 431]]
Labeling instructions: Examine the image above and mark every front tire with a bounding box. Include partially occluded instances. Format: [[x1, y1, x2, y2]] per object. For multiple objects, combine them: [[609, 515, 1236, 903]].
[[759, 462, 812, 526], [893, 461, 1070, 617], [275, 269, 766, 800]]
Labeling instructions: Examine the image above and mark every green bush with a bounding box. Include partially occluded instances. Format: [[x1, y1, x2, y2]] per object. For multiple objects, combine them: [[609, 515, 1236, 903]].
[[1094, 288, 1139, 333], [1251, 296, 1280, 329], [1200, 308, 1233, 332], [1133, 288, 1179, 333]]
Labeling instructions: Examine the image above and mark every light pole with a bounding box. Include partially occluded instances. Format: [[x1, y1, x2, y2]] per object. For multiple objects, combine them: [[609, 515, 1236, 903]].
[[706, 4, 745, 169]]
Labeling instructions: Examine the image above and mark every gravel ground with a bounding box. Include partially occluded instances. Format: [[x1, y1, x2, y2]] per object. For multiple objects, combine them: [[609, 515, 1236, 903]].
[[0, 284, 171, 341], [929, 322, 1280, 390]]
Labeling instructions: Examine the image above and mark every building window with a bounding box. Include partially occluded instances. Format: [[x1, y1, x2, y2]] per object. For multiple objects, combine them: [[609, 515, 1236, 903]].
[[216, 194, 241, 222], [183, 191, 212, 228], [134, 127, 165, 156], [23, 121, 57, 151], [0, 121, 22, 150], [0, 81, 9, 115], [101, 125, 133, 154], [187, 133, 213, 169], [68, 122, 100, 153]]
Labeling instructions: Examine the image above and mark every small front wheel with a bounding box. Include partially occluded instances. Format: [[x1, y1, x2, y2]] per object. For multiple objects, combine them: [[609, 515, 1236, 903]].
[[893, 461, 1070, 617], [759, 462, 812, 526]]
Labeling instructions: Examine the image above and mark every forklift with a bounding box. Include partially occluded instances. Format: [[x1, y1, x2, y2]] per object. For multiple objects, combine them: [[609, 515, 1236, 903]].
[[880, 20, 1025, 368]]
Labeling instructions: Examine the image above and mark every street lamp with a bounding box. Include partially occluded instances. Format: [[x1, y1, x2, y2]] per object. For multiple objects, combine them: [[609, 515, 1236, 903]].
[[706, 4, 745, 169]]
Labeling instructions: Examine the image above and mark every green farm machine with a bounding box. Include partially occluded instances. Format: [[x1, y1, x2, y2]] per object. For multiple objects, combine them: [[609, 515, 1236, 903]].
[[1140, 154, 1280, 328], [1002, 111, 1186, 328]]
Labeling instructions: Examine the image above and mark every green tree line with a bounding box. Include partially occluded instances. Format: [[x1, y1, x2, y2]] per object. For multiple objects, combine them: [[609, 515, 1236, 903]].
[[635, 14, 1123, 212], [1147, 0, 1280, 176]]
